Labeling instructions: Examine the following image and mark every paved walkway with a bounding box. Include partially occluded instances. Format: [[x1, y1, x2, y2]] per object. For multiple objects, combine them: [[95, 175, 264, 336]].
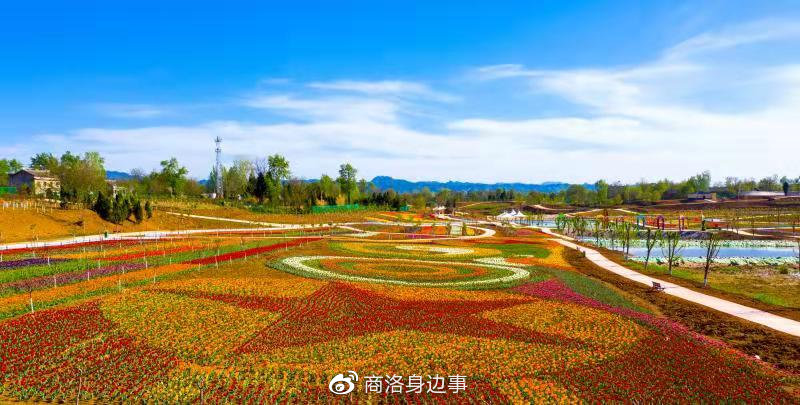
[[1, 215, 497, 252], [0, 227, 303, 251], [543, 229, 800, 337]]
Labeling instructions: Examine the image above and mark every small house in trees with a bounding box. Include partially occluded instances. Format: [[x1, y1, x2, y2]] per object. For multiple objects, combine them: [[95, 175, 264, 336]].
[[687, 191, 716, 201], [106, 180, 128, 197], [739, 191, 784, 199], [8, 169, 60, 197]]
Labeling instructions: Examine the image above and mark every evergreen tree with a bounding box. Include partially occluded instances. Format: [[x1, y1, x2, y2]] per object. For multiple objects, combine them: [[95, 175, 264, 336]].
[[93, 192, 113, 221], [254, 172, 268, 204], [109, 194, 130, 224], [133, 200, 145, 223], [145, 201, 153, 219]]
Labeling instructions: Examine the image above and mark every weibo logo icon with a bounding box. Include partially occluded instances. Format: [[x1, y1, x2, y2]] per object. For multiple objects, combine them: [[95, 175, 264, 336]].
[[329, 371, 359, 395]]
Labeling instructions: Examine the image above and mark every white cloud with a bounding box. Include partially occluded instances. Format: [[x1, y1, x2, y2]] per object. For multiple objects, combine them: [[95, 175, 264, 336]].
[[663, 18, 800, 60], [465, 19, 800, 181], [242, 94, 401, 123], [308, 80, 458, 102], [91, 103, 170, 119], [258, 77, 292, 85], [11, 19, 800, 184]]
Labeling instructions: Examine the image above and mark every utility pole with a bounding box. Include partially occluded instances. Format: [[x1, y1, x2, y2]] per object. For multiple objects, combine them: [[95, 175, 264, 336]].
[[215, 136, 224, 199]]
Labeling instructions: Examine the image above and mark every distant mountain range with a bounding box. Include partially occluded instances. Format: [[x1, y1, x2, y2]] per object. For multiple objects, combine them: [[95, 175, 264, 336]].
[[106, 170, 133, 180], [370, 176, 593, 193], [105, 171, 589, 193]]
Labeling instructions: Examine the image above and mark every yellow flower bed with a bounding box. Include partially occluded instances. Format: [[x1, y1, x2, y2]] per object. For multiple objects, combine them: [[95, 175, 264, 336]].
[[482, 300, 644, 351], [332, 241, 501, 260], [244, 329, 615, 378], [156, 274, 325, 298], [357, 282, 522, 301], [55, 239, 201, 260], [102, 290, 279, 365], [508, 243, 574, 270]]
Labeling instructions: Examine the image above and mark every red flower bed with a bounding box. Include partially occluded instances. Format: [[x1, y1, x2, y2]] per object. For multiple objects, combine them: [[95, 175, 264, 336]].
[[0, 301, 177, 401], [156, 283, 575, 353], [186, 237, 322, 265], [219, 283, 571, 352], [0, 302, 112, 376]]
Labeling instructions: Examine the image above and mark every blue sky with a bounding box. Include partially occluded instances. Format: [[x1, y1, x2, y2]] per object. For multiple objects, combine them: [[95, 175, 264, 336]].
[[1, 1, 799, 183]]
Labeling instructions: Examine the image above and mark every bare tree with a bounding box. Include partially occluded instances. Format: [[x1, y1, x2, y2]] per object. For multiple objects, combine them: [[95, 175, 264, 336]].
[[643, 228, 662, 270], [703, 233, 722, 287], [662, 231, 683, 275], [592, 219, 602, 244], [795, 238, 800, 271], [608, 223, 618, 251], [619, 222, 634, 260], [252, 157, 269, 175], [574, 217, 588, 238], [731, 209, 741, 233]]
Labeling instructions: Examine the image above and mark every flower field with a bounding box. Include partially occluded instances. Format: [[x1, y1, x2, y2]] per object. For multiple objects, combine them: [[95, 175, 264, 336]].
[[0, 225, 797, 402]]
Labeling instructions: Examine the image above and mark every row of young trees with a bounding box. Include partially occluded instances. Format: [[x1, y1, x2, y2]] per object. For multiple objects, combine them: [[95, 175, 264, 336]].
[[557, 217, 726, 287]]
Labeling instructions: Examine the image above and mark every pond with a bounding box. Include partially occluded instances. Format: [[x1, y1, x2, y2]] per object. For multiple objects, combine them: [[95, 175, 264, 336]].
[[624, 246, 797, 259], [579, 237, 798, 259]]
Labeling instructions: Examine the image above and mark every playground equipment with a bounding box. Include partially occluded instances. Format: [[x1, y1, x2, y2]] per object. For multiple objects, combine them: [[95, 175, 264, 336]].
[[635, 214, 646, 229], [655, 215, 666, 230]]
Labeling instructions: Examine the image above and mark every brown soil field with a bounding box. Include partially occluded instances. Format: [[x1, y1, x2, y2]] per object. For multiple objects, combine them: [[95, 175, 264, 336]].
[[0, 207, 253, 244], [157, 201, 404, 225]]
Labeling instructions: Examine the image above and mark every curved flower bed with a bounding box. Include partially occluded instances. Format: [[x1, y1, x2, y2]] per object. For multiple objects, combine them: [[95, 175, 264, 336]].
[[277, 256, 530, 288], [331, 242, 500, 260]]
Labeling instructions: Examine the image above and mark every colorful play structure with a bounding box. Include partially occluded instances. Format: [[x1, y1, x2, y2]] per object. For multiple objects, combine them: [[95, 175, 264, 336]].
[[596, 212, 725, 231]]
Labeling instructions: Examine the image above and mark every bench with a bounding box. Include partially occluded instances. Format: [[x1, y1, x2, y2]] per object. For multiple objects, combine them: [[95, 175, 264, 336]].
[[650, 281, 665, 292]]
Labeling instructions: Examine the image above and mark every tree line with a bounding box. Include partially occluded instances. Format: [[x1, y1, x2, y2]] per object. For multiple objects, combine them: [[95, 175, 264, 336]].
[[3, 152, 799, 211]]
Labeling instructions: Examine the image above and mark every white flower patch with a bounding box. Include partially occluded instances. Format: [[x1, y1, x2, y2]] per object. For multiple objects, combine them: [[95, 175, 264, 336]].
[[394, 245, 475, 255], [280, 256, 530, 288], [473, 257, 526, 267], [345, 232, 379, 238]]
